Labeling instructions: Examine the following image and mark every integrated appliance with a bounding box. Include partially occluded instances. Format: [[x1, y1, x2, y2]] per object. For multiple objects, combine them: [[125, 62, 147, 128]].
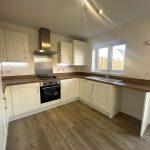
[[40, 80, 61, 104]]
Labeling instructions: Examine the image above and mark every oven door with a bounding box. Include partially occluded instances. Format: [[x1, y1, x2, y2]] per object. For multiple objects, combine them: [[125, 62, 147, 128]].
[[40, 84, 61, 103]]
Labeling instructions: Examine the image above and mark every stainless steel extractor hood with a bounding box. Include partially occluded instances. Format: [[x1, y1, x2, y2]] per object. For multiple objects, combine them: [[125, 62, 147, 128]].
[[33, 28, 58, 56]]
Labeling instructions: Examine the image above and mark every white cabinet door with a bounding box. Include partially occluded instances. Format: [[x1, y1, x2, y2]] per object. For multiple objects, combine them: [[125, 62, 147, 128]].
[[0, 29, 7, 61], [5, 86, 13, 119], [73, 40, 87, 66], [5, 30, 28, 62], [0, 77, 7, 150], [92, 82, 109, 112], [58, 41, 73, 64], [79, 79, 92, 104], [61, 78, 78, 103], [11, 83, 40, 115]]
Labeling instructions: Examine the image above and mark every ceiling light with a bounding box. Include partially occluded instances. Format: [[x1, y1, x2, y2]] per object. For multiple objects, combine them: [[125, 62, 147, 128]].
[[85, 0, 103, 15], [99, 9, 103, 14]]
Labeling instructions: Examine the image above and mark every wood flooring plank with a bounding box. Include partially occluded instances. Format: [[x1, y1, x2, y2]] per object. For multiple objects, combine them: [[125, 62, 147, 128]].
[[6, 101, 150, 150]]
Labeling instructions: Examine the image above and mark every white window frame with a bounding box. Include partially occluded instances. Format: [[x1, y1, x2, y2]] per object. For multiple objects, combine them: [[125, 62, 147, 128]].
[[93, 40, 126, 74]]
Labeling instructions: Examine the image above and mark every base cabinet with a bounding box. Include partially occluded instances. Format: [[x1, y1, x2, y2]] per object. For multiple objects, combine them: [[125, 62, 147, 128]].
[[92, 82, 109, 112], [5, 86, 13, 119], [61, 78, 78, 103], [92, 82, 121, 118], [0, 78, 7, 150], [3, 78, 121, 121], [11, 83, 40, 115], [79, 79, 122, 118], [79, 79, 92, 104]]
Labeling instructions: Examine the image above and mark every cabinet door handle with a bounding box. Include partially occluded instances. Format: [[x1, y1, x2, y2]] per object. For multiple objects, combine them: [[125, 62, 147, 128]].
[[3, 97, 7, 109]]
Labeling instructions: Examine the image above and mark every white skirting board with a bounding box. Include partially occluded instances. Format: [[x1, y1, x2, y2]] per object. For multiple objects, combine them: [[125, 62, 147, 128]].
[[9, 98, 78, 122]]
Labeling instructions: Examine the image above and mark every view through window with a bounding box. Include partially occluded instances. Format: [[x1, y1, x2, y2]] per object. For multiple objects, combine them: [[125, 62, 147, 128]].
[[95, 42, 126, 73]]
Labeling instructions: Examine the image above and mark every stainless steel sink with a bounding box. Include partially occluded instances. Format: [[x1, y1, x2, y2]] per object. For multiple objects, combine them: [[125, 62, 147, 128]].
[[85, 76, 122, 83]]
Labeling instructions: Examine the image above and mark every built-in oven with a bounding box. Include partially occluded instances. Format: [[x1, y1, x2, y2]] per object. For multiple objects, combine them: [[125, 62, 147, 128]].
[[40, 80, 61, 103]]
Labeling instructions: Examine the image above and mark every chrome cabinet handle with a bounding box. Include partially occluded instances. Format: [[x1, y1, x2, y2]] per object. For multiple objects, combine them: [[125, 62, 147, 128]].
[[3, 97, 7, 109]]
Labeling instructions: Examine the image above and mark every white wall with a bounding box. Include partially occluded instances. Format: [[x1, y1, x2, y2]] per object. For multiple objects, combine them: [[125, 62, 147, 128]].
[[0, 21, 80, 76], [88, 17, 150, 80], [87, 17, 150, 120]]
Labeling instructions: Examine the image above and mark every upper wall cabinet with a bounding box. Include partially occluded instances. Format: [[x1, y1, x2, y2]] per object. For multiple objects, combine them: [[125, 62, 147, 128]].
[[5, 30, 28, 62], [73, 40, 88, 66], [0, 29, 7, 61], [0, 29, 28, 62], [57, 41, 73, 65]]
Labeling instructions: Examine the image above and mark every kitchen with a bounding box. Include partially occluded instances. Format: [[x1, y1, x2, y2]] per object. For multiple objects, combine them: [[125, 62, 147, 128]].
[[0, 0, 150, 150]]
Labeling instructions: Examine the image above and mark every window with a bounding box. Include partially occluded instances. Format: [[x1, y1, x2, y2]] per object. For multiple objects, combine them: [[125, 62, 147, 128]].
[[98, 47, 108, 70], [112, 44, 126, 71], [94, 41, 126, 73]]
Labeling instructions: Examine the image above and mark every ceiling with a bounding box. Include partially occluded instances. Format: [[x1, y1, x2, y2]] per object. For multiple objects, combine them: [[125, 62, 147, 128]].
[[0, 0, 150, 39]]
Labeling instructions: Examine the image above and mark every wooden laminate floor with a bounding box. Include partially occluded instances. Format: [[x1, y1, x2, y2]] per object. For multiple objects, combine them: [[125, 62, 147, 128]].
[[6, 101, 150, 150]]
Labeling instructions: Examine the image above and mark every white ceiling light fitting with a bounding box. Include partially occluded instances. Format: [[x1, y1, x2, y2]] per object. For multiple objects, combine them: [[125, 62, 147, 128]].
[[85, 0, 103, 15], [99, 9, 103, 14], [81, 0, 104, 37]]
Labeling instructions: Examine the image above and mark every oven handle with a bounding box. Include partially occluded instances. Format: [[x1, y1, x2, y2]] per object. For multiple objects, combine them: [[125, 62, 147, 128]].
[[41, 85, 60, 90]]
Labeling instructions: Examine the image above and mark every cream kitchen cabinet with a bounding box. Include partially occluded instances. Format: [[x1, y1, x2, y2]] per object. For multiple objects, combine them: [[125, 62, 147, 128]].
[[92, 82, 108, 113], [92, 81, 122, 118], [79, 79, 121, 118], [58, 41, 73, 64], [73, 40, 87, 66], [79, 79, 93, 104], [0, 29, 7, 61], [0, 77, 7, 150], [11, 83, 40, 115], [61, 78, 78, 103], [5, 30, 28, 62], [4, 86, 13, 119]]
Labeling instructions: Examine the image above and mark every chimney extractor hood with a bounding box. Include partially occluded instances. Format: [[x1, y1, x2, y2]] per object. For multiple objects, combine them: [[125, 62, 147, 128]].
[[33, 28, 58, 56]]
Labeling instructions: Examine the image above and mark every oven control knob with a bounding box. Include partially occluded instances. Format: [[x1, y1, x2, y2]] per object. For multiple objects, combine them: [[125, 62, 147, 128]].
[[49, 82, 52, 84]]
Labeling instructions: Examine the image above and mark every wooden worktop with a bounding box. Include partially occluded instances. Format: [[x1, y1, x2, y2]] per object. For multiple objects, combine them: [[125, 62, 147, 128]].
[[2, 72, 150, 92]]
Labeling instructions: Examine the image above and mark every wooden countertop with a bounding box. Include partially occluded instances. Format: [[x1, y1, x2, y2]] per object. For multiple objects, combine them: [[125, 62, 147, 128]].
[[2, 73, 150, 92]]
